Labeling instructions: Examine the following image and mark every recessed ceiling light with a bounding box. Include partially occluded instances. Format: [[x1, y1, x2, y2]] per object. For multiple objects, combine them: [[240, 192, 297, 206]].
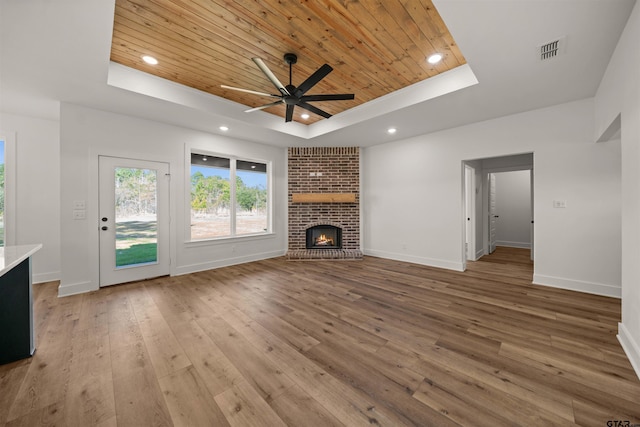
[[301, 113, 310, 120], [142, 55, 158, 65], [202, 156, 208, 161], [427, 53, 442, 64], [387, 128, 397, 134], [219, 126, 229, 131]]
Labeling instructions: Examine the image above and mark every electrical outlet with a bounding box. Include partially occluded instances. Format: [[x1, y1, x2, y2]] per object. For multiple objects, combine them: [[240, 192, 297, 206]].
[[553, 200, 567, 208], [73, 210, 86, 220], [73, 200, 86, 209]]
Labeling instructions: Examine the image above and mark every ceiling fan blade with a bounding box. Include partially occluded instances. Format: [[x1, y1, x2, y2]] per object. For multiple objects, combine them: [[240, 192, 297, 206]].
[[294, 64, 333, 97], [244, 100, 284, 113], [297, 101, 332, 119], [285, 104, 295, 122], [300, 93, 355, 102], [252, 57, 290, 96], [221, 85, 280, 98]]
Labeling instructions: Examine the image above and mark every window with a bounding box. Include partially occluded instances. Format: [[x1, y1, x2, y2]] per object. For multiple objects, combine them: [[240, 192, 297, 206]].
[[0, 132, 13, 247], [190, 152, 269, 240], [0, 139, 4, 246]]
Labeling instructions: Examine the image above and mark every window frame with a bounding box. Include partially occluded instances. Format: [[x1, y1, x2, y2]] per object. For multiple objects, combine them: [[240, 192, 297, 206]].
[[0, 132, 16, 247], [186, 149, 272, 243]]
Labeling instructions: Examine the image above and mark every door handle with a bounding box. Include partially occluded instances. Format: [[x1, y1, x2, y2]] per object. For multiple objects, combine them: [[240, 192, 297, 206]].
[[101, 226, 108, 231]]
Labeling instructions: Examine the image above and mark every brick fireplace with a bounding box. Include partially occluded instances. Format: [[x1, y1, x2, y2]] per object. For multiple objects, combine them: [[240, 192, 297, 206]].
[[286, 147, 362, 260]]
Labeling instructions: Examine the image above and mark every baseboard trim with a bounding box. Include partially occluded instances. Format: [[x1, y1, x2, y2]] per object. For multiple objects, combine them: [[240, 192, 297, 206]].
[[173, 249, 286, 276], [496, 241, 531, 249], [532, 274, 621, 298], [33, 271, 61, 284], [58, 280, 97, 297], [618, 322, 640, 381], [363, 249, 464, 272]]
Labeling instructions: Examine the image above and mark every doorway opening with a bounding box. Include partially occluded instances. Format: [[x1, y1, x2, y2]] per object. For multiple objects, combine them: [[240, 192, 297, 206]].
[[463, 153, 534, 270]]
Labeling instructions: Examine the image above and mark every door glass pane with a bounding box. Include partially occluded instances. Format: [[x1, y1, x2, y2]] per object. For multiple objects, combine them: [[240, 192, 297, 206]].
[[236, 160, 268, 235], [115, 167, 158, 267], [190, 154, 231, 239]]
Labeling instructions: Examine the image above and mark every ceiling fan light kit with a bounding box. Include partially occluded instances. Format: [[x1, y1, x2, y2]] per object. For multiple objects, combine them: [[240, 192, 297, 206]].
[[222, 53, 355, 123]]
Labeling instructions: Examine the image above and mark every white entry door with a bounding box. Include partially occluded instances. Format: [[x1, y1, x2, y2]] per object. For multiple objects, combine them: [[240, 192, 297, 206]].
[[99, 156, 170, 287], [488, 173, 497, 254]]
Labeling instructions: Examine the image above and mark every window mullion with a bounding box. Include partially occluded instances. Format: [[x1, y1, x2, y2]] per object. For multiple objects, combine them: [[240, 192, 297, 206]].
[[230, 158, 237, 236]]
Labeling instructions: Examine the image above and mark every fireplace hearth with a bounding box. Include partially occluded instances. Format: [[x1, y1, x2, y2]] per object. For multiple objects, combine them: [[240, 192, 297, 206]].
[[306, 225, 342, 250]]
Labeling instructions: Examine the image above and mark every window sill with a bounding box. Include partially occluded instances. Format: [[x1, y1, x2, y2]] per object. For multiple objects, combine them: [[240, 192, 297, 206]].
[[184, 232, 277, 247]]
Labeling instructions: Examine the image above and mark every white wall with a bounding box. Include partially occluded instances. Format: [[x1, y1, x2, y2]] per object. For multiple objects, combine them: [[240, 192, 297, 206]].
[[595, 1, 640, 379], [494, 170, 531, 248], [0, 112, 60, 282], [59, 103, 287, 296], [363, 98, 621, 298]]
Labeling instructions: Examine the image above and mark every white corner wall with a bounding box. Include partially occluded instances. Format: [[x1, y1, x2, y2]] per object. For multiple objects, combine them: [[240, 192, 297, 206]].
[[363, 98, 621, 298], [59, 103, 287, 296], [595, 1, 640, 379], [0, 112, 61, 283]]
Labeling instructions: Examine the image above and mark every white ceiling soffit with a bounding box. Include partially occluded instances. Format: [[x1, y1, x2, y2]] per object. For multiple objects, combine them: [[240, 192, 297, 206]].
[[107, 62, 478, 140]]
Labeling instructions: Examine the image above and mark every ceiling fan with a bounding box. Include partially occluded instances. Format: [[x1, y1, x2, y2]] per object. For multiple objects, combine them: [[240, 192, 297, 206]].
[[221, 53, 355, 122]]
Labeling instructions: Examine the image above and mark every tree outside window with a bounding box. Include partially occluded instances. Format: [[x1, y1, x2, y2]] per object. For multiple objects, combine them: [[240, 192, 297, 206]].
[[190, 153, 268, 240]]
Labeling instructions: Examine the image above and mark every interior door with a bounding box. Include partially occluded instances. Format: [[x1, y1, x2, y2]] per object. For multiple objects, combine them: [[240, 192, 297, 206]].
[[530, 168, 534, 261], [99, 156, 170, 287], [465, 165, 475, 261], [488, 173, 497, 254]]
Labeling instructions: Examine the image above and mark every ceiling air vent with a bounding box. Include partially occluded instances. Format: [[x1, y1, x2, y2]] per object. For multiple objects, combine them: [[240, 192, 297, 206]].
[[539, 37, 565, 61]]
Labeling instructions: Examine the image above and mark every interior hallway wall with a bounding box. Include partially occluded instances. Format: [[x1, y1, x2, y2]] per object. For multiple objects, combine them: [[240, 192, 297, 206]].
[[595, 0, 640, 379], [363, 98, 621, 298]]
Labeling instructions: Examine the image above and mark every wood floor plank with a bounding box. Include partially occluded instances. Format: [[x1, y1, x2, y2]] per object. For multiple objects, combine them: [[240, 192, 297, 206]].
[[165, 313, 244, 396], [214, 380, 287, 427], [129, 286, 192, 379], [63, 326, 116, 426], [195, 312, 294, 403], [2, 247, 638, 426], [0, 360, 31, 424], [499, 341, 640, 410], [6, 297, 78, 421], [269, 384, 344, 427], [158, 365, 230, 427], [109, 313, 173, 426], [412, 341, 577, 421], [203, 285, 421, 426]]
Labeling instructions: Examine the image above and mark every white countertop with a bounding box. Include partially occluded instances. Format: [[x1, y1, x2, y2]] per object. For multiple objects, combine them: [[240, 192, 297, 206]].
[[0, 244, 42, 278]]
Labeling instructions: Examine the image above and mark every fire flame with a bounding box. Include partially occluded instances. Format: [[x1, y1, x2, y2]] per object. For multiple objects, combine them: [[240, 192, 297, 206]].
[[315, 234, 334, 246]]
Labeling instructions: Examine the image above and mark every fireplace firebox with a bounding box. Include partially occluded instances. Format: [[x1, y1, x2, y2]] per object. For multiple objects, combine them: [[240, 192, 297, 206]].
[[306, 225, 342, 249]]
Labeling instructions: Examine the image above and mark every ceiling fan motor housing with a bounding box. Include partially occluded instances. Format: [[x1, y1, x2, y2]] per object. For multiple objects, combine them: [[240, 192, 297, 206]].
[[284, 53, 298, 64]]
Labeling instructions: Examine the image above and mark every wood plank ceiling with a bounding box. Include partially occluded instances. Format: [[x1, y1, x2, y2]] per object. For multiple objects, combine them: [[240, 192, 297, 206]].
[[110, 0, 466, 125]]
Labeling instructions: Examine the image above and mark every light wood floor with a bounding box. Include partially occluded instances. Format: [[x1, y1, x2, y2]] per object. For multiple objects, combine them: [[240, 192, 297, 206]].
[[1, 247, 639, 426]]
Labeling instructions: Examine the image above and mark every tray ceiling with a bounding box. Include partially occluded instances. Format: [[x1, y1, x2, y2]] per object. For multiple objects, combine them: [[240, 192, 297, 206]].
[[110, 0, 466, 125]]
